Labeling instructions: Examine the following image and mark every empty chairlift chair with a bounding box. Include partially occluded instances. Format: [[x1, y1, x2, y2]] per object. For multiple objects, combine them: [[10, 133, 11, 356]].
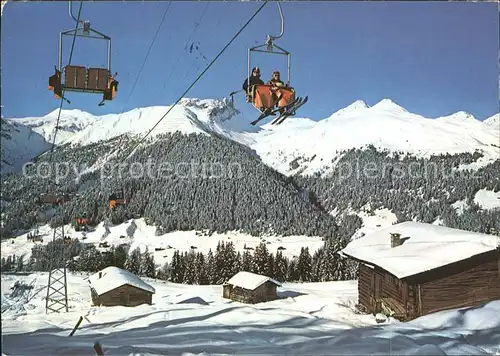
[[47, 3, 118, 106]]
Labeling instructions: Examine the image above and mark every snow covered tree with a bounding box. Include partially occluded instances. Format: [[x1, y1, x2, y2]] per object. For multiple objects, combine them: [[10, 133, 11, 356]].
[[274, 250, 287, 282], [241, 249, 253, 272], [252, 242, 269, 275], [267, 253, 275, 279], [312, 248, 324, 282], [287, 258, 299, 282], [195, 252, 208, 285], [141, 252, 156, 278], [157, 262, 170, 280], [206, 249, 216, 284], [169, 250, 184, 283], [183, 251, 197, 284], [297, 247, 312, 282], [79, 246, 103, 272], [124, 247, 142, 275], [113, 245, 128, 269]]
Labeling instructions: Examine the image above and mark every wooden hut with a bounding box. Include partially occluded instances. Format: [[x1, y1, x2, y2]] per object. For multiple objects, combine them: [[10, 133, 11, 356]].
[[340, 222, 500, 321], [88, 266, 155, 307], [223, 271, 281, 304]]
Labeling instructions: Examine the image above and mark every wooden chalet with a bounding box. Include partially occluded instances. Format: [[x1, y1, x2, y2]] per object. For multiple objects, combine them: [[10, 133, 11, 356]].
[[223, 271, 281, 304], [340, 222, 500, 321], [88, 266, 155, 307]]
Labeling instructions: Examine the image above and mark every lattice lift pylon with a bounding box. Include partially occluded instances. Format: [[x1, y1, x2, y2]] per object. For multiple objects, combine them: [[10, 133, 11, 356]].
[[45, 224, 69, 314]]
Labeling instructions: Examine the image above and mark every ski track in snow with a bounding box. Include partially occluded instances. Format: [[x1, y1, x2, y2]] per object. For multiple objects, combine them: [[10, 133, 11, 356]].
[[1, 272, 500, 355]]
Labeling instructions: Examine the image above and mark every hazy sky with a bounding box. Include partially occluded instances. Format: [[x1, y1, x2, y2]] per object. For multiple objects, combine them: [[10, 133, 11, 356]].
[[1, 1, 498, 121]]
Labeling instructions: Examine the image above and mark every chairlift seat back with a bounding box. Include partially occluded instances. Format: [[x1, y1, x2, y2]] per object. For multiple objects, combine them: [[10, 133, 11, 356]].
[[64, 65, 86, 89], [87, 68, 110, 91]]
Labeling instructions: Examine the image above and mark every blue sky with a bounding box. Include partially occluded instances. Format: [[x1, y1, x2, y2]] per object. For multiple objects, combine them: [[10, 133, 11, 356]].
[[1, 1, 498, 121]]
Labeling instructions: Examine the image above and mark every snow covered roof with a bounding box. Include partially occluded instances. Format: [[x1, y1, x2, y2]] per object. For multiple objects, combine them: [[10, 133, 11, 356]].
[[340, 222, 500, 279], [225, 271, 281, 290], [88, 266, 155, 296]]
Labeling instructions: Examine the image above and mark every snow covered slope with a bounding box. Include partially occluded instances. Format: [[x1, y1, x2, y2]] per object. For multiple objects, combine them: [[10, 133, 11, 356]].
[[250, 99, 500, 176], [484, 113, 500, 128], [2, 98, 256, 174], [0, 118, 51, 175], [2, 272, 500, 355], [3, 97, 499, 177], [13, 108, 99, 145], [1, 218, 325, 266]]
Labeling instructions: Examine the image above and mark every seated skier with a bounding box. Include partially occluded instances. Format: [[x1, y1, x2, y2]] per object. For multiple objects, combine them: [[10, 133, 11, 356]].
[[267, 70, 286, 113], [242, 66, 266, 111]]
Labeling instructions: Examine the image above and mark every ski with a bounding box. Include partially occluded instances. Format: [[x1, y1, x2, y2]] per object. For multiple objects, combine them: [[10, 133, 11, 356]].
[[250, 96, 301, 126], [268, 97, 303, 125], [272, 96, 308, 125], [250, 108, 277, 126]]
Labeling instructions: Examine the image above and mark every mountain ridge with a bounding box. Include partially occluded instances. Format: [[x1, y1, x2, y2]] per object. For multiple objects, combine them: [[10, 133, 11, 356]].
[[3, 97, 499, 177]]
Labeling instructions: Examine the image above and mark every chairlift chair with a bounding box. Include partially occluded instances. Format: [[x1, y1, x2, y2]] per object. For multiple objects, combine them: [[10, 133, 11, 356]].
[[243, 2, 306, 125], [48, 1, 118, 106], [109, 189, 126, 210]]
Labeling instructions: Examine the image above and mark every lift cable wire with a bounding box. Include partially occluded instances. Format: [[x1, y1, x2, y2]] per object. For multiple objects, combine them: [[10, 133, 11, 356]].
[[157, 2, 211, 99], [108, 1, 207, 161], [124, 1, 268, 159], [115, 1, 172, 120]]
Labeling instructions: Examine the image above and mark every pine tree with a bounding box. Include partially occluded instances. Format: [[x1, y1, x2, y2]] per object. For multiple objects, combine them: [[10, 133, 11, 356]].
[[213, 242, 225, 284], [234, 251, 242, 276], [220, 241, 237, 282], [124, 247, 142, 275], [206, 249, 216, 284], [195, 252, 208, 285], [16, 255, 25, 272], [169, 250, 184, 283], [79, 246, 103, 272], [241, 250, 253, 272], [297, 247, 312, 282], [274, 250, 287, 282], [252, 242, 269, 275], [287, 258, 298, 282], [267, 253, 275, 279], [311, 248, 324, 282], [113, 245, 128, 269], [183, 251, 197, 284], [157, 262, 170, 280], [141, 252, 156, 278]]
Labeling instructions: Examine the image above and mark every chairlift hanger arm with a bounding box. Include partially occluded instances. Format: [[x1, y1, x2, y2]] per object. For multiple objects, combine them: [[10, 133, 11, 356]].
[[60, 27, 111, 40], [269, 1, 284, 41], [69, 1, 84, 25], [250, 44, 289, 55]]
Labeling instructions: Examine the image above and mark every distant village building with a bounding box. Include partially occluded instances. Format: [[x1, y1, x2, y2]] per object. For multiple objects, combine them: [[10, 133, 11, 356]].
[[88, 266, 155, 307], [340, 222, 500, 321], [223, 271, 281, 304]]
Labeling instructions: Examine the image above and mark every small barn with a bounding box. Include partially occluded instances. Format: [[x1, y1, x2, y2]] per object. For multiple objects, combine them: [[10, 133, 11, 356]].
[[88, 266, 155, 307], [340, 222, 500, 321], [222, 271, 281, 304]]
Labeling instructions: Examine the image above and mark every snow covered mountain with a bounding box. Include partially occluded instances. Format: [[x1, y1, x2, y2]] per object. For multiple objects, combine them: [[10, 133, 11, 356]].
[[0, 118, 51, 175], [249, 99, 500, 176], [2, 97, 499, 176], [12, 108, 100, 145], [484, 113, 500, 128]]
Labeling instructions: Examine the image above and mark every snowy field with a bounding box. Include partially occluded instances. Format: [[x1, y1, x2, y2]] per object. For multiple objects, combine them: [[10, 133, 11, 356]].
[[1, 272, 500, 355], [1, 218, 325, 265]]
